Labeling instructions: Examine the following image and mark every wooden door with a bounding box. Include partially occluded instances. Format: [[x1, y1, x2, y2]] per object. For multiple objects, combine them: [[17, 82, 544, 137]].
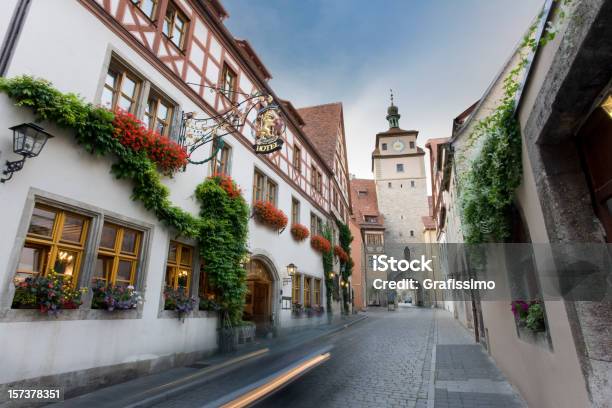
[[579, 108, 612, 242]]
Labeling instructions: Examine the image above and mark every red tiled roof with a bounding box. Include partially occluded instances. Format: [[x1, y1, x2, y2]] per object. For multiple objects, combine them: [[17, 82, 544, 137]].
[[350, 178, 384, 229], [297, 102, 343, 168]]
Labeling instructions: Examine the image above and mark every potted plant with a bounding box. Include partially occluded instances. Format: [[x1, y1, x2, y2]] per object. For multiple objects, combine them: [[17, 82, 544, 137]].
[[164, 288, 197, 321], [290, 223, 310, 242], [310, 235, 331, 253], [252, 200, 288, 231], [91, 281, 142, 311], [12, 270, 86, 315], [511, 300, 546, 333]]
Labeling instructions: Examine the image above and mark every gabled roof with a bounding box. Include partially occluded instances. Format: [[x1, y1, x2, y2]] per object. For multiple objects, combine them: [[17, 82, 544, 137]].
[[235, 39, 272, 81], [425, 137, 450, 169], [297, 102, 343, 168], [350, 178, 384, 229]]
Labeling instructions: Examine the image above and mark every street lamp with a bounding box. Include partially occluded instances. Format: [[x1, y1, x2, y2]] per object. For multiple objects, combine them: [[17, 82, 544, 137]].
[[1, 123, 53, 183], [286, 263, 297, 276]]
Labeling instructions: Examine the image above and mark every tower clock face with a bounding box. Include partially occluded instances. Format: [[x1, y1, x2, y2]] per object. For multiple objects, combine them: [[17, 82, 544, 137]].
[[392, 140, 405, 152]]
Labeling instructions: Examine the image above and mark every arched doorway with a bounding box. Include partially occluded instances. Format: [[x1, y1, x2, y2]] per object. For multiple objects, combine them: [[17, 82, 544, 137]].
[[243, 259, 274, 332]]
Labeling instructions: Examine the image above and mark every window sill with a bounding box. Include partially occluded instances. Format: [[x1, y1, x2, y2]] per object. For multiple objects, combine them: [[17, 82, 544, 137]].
[[158, 309, 216, 319], [0, 307, 142, 322], [516, 325, 552, 350]]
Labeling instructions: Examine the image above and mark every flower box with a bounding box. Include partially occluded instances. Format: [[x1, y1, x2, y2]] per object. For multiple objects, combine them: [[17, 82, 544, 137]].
[[164, 288, 197, 321], [92, 281, 142, 311], [12, 271, 85, 315], [333, 245, 349, 263], [511, 300, 546, 333], [290, 223, 310, 241], [112, 109, 188, 175], [310, 235, 331, 253], [252, 201, 288, 231]]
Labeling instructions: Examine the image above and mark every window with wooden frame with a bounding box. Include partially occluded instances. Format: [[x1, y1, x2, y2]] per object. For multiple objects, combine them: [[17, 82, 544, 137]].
[[131, 0, 158, 20], [292, 273, 301, 304], [314, 279, 321, 306], [15, 203, 91, 285], [293, 145, 302, 174], [291, 198, 300, 225], [310, 213, 323, 236], [303, 277, 311, 307], [163, 2, 189, 49], [220, 63, 237, 101], [317, 170, 323, 193], [92, 222, 142, 287], [211, 139, 232, 175], [266, 178, 277, 206], [101, 59, 141, 113], [144, 91, 174, 137], [252, 169, 278, 206], [253, 170, 265, 203], [366, 233, 383, 246], [165, 241, 194, 293]]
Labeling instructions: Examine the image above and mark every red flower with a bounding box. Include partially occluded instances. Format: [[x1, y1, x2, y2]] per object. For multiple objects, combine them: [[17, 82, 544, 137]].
[[290, 224, 310, 242], [252, 201, 288, 231], [310, 235, 331, 253], [334, 245, 349, 263], [111, 109, 188, 174]]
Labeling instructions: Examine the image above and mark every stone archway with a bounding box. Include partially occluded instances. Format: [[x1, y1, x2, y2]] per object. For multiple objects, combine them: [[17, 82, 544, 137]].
[[243, 254, 279, 334]]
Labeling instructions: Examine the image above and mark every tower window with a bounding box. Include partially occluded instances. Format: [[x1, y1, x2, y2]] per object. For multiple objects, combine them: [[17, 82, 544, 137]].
[[396, 164, 404, 172], [409, 141, 415, 149], [382, 143, 388, 151], [411, 180, 415, 187], [388, 182, 392, 188], [410, 230, 415, 237]]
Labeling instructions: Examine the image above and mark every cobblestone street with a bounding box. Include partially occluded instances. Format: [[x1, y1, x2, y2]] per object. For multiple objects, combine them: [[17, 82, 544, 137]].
[[146, 307, 525, 408]]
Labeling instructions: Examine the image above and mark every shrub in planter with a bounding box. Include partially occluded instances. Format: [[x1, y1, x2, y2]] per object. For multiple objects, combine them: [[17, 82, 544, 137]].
[[164, 288, 197, 320], [310, 235, 331, 253], [91, 281, 142, 311], [333, 245, 349, 263], [290, 223, 310, 242], [12, 271, 86, 315], [252, 201, 288, 231]]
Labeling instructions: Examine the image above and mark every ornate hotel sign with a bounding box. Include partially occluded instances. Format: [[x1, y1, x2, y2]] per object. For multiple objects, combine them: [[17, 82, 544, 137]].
[[178, 85, 286, 164], [253, 105, 285, 154]]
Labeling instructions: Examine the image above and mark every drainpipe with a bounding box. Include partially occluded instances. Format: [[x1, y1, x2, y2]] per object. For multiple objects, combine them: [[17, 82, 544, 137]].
[[0, 0, 33, 77]]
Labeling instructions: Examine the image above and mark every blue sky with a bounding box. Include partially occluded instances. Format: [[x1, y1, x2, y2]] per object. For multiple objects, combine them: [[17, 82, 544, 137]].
[[223, 0, 543, 178]]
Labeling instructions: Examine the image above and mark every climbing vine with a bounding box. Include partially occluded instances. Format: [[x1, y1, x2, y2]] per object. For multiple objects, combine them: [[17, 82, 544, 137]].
[[337, 220, 353, 314], [322, 225, 334, 312], [457, 1, 573, 243], [0, 76, 249, 324]]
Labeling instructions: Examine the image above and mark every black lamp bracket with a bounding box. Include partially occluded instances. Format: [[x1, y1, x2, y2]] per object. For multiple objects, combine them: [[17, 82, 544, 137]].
[[1, 157, 26, 183]]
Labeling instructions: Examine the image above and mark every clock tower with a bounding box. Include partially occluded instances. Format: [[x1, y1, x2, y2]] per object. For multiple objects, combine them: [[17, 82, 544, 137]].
[[371, 93, 429, 274]]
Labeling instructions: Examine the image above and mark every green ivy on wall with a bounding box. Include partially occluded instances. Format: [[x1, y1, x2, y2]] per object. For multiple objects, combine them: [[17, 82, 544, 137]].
[[457, 1, 571, 244], [322, 225, 334, 312], [337, 220, 353, 314], [0, 76, 249, 325]]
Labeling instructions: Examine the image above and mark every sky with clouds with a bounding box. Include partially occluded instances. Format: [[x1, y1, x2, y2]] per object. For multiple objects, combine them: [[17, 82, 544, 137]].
[[222, 0, 543, 180]]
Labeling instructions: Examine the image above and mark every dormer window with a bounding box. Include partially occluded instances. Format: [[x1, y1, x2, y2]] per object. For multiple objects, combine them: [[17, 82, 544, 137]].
[[358, 190, 367, 197], [364, 215, 377, 223], [163, 2, 189, 49]]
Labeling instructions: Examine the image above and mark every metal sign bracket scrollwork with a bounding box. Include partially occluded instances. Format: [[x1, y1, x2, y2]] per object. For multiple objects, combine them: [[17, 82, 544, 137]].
[[178, 83, 286, 166]]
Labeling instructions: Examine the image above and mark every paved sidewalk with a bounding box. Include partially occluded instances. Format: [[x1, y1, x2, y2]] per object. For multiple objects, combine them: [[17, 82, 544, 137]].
[[433, 311, 526, 408], [51, 313, 367, 408]]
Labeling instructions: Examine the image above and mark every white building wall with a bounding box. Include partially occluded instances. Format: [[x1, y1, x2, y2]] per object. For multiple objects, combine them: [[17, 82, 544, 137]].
[[0, 0, 340, 389]]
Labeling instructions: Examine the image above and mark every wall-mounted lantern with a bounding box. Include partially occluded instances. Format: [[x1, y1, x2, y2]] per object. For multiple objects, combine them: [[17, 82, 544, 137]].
[[286, 263, 297, 276], [1, 123, 53, 183]]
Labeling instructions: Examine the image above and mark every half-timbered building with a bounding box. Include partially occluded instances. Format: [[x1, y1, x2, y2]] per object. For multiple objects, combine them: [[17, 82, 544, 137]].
[[0, 0, 351, 396]]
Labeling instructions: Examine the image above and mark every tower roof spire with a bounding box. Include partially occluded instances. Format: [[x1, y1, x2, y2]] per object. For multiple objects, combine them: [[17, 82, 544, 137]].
[[386, 89, 400, 129]]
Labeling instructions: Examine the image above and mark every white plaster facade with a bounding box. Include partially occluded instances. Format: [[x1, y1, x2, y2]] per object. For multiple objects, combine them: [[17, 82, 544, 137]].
[[0, 0, 347, 395]]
